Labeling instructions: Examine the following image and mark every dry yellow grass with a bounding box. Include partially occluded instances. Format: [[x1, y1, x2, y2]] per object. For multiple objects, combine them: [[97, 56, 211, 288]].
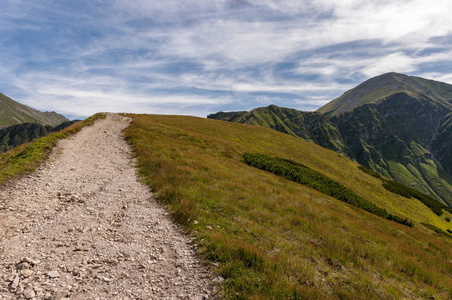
[[124, 114, 452, 299]]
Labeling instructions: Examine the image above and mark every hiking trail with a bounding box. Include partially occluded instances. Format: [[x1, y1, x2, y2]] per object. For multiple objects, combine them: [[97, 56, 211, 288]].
[[0, 114, 212, 299]]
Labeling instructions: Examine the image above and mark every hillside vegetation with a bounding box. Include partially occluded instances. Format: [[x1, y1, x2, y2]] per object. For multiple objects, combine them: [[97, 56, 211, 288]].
[[124, 114, 452, 299], [0, 121, 78, 153], [243, 152, 413, 227]]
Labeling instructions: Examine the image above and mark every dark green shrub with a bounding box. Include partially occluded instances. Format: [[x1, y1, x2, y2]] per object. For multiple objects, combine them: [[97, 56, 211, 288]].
[[244, 152, 413, 227], [357, 163, 452, 217], [358, 165, 382, 179], [382, 179, 450, 216], [421, 223, 452, 238]]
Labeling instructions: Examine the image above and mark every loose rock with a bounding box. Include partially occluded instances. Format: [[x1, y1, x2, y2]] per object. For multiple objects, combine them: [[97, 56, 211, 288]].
[[20, 270, 33, 278], [47, 271, 60, 278], [24, 288, 35, 299]]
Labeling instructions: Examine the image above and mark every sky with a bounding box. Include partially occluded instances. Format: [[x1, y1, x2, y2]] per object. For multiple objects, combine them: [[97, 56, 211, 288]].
[[0, 0, 452, 119]]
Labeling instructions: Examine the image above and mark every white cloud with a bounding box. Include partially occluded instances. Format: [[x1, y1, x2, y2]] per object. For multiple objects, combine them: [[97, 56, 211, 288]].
[[1, 0, 452, 118], [20, 86, 234, 118], [419, 73, 452, 85], [362, 52, 416, 77]]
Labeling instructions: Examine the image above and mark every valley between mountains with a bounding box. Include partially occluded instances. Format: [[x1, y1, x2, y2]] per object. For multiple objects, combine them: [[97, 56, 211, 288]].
[[0, 114, 211, 299]]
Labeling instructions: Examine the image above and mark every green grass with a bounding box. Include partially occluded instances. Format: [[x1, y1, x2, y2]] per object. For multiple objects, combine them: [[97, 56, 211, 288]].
[[124, 114, 452, 299], [0, 113, 105, 185]]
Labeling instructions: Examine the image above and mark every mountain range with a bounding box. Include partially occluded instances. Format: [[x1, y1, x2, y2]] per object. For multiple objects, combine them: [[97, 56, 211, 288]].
[[208, 72, 452, 207]]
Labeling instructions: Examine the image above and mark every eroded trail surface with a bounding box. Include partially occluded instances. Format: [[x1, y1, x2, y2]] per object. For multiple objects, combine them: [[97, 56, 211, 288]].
[[0, 114, 211, 299]]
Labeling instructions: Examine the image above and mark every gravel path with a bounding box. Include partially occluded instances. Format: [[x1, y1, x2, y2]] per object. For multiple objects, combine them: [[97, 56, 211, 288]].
[[0, 114, 212, 299]]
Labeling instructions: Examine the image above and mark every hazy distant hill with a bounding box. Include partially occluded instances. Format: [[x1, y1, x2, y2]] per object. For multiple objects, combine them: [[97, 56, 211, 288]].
[[0, 121, 78, 153], [0, 92, 68, 127], [209, 73, 452, 207]]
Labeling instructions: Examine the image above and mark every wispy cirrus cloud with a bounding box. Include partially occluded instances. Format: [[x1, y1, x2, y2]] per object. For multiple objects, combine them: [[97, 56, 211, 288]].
[[0, 0, 452, 118]]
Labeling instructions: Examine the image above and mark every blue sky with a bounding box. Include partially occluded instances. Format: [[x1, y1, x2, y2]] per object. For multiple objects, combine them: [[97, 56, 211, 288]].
[[1, 0, 452, 119]]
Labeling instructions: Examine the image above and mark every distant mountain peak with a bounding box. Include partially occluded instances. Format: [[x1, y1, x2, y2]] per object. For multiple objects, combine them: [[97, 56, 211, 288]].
[[317, 73, 452, 118]]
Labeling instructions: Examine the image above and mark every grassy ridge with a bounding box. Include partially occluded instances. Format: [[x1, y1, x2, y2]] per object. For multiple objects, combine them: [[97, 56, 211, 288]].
[[0, 113, 105, 185], [245, 153, 413, 227], [124, 114, 452, 299]]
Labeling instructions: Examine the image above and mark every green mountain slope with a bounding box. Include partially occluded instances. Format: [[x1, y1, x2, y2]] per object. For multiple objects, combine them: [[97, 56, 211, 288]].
[[329, 92, 452, 207], [432, 112, 452, 175], [0, 92, 68, 127], [322, 73, 452, 207], [124, 114, 452, 299], [209, 73, 452, 207]]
